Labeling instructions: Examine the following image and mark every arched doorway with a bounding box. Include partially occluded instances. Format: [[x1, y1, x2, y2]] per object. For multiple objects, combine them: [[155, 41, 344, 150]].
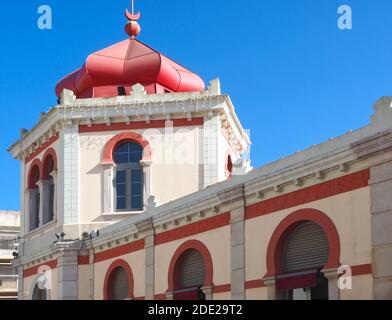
[[264, 209, 341, 300], [279, 221, 329, 300]]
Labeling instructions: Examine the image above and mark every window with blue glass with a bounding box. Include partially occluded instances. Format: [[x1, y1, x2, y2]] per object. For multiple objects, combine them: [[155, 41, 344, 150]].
[[114, 142, 144, 211]]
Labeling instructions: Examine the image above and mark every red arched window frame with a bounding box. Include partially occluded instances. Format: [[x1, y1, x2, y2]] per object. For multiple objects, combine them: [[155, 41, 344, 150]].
[[27, 159, 42, 189], [264, 208, 341, 278], [101, 132, 152, 165], [41, 148, 58, 180], [103, 259, 134, 300]]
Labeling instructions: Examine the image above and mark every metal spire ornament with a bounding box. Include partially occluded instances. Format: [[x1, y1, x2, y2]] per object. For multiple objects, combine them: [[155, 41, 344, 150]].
[[125, 0, 141, 38]]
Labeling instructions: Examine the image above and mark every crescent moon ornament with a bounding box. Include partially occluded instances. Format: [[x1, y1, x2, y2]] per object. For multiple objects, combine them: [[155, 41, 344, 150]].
[[125, 9, 141, 21]]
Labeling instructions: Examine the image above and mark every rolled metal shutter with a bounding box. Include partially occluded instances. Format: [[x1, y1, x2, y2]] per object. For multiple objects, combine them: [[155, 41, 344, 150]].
[[284, 222, 329, 273], [181, 250, 207, 289], [111, 268, 129, 300]]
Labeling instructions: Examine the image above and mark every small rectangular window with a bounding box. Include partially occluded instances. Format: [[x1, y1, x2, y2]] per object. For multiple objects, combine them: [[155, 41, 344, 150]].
[[117, 87, 126, 96]]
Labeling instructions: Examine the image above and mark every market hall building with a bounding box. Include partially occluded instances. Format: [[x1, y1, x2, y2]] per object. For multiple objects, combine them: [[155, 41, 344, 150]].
[[8, 6, 392, 300]]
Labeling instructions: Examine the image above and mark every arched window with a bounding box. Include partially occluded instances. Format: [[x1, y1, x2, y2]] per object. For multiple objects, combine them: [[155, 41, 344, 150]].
[[226, 155, 233, 177], [114, 142, 144, 211], [173, 250, 207, 300], [28, 165, 40, 231], [104, 260, 134, 300], [279, 221, 329, 300], [32, 284, 47, 300], [108, 267, 129, 300]]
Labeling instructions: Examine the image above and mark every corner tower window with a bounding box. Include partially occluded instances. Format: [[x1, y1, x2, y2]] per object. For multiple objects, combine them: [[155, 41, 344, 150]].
[[43, 158, 55, 224], [114, 142, 144, 211], [42, 152, 57, 225], [28, 166, 40, 231]]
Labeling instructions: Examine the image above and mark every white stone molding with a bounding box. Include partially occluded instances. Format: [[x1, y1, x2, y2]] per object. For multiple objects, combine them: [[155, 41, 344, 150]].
[[59, 89, 76, 106], [207, 78, 221, 95], [203, 113, 219, 187], [140, 160, 153, 211], [131, 83, 147, 99], [322, 268, 341, 300], [62, 122, 80, 225], [102, 164, 115, 214]]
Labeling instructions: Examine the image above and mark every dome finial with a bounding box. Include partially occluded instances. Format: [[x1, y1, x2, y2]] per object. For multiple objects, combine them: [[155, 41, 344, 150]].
[[125, 0, 141, 38]]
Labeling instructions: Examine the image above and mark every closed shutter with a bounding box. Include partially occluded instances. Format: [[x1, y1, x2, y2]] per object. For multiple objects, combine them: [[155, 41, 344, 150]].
[[284, 222, 329, 273], [110, 268, 129, 300], [181, 251, 207, 289]]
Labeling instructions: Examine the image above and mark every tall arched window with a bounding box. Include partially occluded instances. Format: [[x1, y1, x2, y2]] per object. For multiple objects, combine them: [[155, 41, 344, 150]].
[[28, 165, 40, 231], [226, 155, 233, 178], [278, 221, 329, 300], [42, 157, 55, 224], [173, 249, 207, 300], [104, 260, 134, 300], [114, 142, 144, 211]]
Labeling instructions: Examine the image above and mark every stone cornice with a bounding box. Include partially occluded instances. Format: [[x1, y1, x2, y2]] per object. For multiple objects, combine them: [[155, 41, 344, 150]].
[[8, 84, 250, 160], [351, 130, 392, 159], [243, 146, 359, 197], [14, 240, 84, 269]]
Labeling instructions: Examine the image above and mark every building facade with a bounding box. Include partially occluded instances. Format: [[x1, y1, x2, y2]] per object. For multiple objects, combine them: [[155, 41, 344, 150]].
[[8, 6, 392, 300], [0, 211, 20, 300]]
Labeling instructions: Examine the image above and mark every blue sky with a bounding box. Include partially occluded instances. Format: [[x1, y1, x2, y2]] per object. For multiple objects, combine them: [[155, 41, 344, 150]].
[[1, 0, 392, 210]]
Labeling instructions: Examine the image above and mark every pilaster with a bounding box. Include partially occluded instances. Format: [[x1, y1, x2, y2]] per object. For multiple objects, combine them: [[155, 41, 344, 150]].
[[102, 164, 114, 213], [136, 219, 155, 300], [61, 120, 80, 225], [53, 241, 81, 300], [369, 150, 392, 299], [203, 113, 219, 187], [230, 200, 246, 300], [322, 268, 341, 300]]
